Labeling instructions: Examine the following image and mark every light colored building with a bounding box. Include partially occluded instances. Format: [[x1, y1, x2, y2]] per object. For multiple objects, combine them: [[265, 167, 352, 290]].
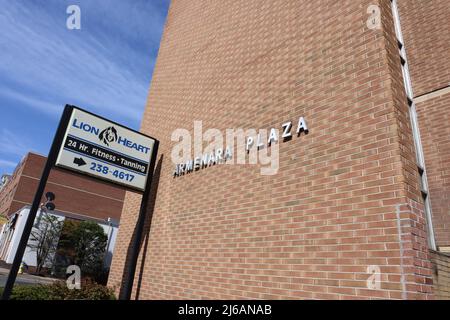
[[0, 152, 125, 274], [0, 206, 118, 270]]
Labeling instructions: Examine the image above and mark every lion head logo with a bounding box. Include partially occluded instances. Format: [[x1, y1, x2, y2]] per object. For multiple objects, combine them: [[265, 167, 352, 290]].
[[98, 126, 118, 146]]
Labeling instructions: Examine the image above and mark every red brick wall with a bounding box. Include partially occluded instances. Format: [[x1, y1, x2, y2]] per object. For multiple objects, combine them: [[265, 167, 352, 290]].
[[397, 0, 450, 248], [397, 0, 450, 97], [382, 0, 435, 297], [416, 93, 450, 247], [430, 250, 450, 299], [109, 0, 434, 299], [0, 157, 26, 217], [0, 153, 126, 222]]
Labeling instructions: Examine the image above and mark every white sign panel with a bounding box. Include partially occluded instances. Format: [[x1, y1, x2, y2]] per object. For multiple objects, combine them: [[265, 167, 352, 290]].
[[56, 108, 155, 191]]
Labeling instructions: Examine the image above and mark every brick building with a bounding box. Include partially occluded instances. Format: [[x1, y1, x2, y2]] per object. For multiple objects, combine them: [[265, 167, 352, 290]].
[[0, 152, 126, 268], [0, 152, 125, 221], [108, 0, 450, 299]]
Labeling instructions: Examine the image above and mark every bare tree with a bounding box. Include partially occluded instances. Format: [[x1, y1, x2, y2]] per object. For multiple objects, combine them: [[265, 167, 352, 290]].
[[27, 212, 63, 275]]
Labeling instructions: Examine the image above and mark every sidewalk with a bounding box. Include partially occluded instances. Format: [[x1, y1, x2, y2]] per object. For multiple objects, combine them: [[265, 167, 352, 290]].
[[0, 266, 10, 275], [0, 266, 60, 286]]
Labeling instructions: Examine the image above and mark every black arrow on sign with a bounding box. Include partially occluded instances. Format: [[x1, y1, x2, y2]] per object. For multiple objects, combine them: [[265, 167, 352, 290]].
[[73, 157, 87, 167]]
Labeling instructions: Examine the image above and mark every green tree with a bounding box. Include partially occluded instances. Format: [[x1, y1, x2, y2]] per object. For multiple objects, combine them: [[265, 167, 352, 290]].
[[64, 221, 108, 276], [27, 212, 63, 275]]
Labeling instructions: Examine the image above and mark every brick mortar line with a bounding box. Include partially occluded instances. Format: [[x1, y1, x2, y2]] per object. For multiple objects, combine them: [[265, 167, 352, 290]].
[[8, 200, 116, 224], [140, 262, 407, 275], [135, 281, 411, 299], [394, 204, 408, 299], [20, 174, 124, 202], [164, 221, 411, 231], [414, 85, 450, 104]]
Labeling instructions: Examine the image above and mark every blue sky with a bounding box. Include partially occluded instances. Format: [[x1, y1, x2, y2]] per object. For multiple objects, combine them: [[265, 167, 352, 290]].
[[0, 0, 170, 175]]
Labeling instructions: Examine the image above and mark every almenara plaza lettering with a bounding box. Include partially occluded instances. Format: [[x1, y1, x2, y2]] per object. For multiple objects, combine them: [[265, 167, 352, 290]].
[[173, 116, 308, 177]]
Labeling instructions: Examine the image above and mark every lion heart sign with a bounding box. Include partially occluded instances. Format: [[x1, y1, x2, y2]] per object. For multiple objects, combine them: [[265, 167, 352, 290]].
[[55, 108, 156, 191]]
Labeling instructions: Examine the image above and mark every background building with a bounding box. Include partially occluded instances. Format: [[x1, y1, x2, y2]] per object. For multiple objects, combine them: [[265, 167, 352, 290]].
[[109, 0, 450, 299], [0, 152, 125, 221], [0, 152, 125, 272], [398, 1, 450, 252]]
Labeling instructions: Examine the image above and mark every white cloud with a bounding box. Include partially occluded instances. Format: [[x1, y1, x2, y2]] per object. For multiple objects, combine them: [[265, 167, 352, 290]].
[[0, 159, 18, 168], [0, 129, 35, 157], [0, 87, 62, 117], [0, 1, 167, 124]]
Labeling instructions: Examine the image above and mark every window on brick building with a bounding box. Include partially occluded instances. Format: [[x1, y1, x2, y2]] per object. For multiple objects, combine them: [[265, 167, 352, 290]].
[[391, 0, 436, 250]]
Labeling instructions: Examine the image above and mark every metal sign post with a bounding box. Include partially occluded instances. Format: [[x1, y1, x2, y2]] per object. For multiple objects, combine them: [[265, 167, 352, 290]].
[[1, 105, 72, 300], [121, 139, 159, 300], [1, 104, 159, 300]]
